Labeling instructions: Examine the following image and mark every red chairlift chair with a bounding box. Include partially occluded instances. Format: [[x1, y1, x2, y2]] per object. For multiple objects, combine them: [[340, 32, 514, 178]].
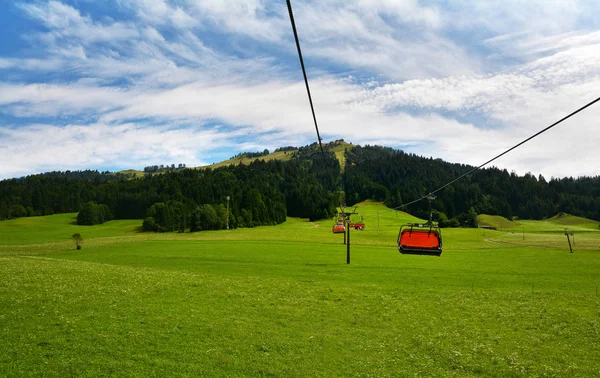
[[332, 223, 346, 234], [397, 223, 442, 256]]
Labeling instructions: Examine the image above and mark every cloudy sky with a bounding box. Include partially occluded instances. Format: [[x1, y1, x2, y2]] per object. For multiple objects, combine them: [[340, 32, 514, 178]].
[[1, 0, 600, 180]]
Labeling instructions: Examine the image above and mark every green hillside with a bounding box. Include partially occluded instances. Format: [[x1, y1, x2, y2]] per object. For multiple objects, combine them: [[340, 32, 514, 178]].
[[0, 213, 141, 246], [117, 169, 145, 178], [201, 149, 296, 169], [330, 140, 353, 171], [118, 140, 355, 174], [200, 140, 354, 170], [477, 214, 519, 229], [549, 212, 600, 228]]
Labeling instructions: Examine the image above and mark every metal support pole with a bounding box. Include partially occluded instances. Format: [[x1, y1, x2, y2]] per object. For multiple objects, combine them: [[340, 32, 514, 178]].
[[426, 194, 436, 225], [428, 199, 432, 225], [226, 196, 230, 230], [346, 219, 351, 264], [565, 232, 573, 253]]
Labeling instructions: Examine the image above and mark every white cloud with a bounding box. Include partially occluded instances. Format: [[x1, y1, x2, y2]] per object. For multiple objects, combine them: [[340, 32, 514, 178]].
[[118, 0, 198, 28], [2, 32, 600, 179], [0, 58, 64, 71], [20, 1, 140, 43], [2, 0, 600, 180], [447, 0, 596, 37], [288, 1, 477, 80], [0, 83, 133, 117], [187, 0, 287, 41], [355, 0, 443, 28], [0, 122, 230, 178], [19, 0, 82, 29]]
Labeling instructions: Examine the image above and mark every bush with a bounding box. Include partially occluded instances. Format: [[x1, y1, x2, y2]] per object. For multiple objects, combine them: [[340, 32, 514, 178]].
[[142, 217, 158, 232], [77, 202, 112, 225], [445, 218, 461, 228], [190, 204, 221, 232], [146, 201, 188, 232], [9, 204, 27, 218]]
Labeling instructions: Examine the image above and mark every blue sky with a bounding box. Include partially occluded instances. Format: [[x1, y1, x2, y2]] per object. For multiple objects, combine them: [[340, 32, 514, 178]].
[[1, 0, 600, 179]]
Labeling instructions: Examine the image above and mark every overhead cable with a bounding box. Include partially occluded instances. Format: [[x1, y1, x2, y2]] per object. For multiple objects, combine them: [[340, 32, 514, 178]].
[[286, 0, 326, 159], [365, 95, 600, 218]]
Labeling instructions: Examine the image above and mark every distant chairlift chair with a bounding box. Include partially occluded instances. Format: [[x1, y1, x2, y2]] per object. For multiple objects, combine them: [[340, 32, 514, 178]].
[[397, 223, 442, 256], [332, 223, 346, 234]]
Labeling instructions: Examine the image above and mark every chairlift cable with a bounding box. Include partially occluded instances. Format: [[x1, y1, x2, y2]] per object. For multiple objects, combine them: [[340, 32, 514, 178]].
[[287, 0, 348, 211], [363, 95, 600, 219], [287, 0, 600, 221], [286, 0, 326, 160]]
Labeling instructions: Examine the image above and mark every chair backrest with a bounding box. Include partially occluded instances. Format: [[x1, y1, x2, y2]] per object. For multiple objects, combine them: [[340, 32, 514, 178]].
[[332, 224, 346, 233], [399, 229, 440, 249], [397, 224, 442, 256]]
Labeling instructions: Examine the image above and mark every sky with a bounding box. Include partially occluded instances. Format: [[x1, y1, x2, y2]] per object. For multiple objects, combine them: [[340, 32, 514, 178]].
[[1, 0, 600, 180]]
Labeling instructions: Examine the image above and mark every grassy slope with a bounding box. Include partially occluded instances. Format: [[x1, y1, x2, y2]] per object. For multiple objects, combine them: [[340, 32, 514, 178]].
[[549, 213, 600, 229], [477, 214, 519, 229], [0, 214, 142, 246], [119, 141, 356, 174], [117, 169, 145, 178], [200, 141, 354, 170], [200, 150, 296, 170], [1, 202, 600, 376], [330, 141, 353, 171]]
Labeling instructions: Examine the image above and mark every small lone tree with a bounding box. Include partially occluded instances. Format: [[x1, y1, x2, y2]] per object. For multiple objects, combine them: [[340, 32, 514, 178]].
[[72, 233, 83, 250]]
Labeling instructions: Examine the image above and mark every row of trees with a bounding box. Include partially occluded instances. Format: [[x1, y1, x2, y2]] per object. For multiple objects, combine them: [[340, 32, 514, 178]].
[[230, 150, 270, 159], [274, 146, 298, 153], [141, 202, 241, 233], [433, 207, 478, 228], [2, 142, 599, 227], [0, 170, 127, 219], [143, 164, 186, 173], [0, 150, 340, 227], [344, 145, 600, 222]]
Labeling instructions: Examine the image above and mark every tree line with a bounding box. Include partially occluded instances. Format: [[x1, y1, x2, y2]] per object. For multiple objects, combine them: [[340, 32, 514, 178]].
[[1, 142, 599, 229], [144, 164, 186, 173], [230, 150, 270, 159], [343, 145, 600, 223], [0, 150, 341, 230]]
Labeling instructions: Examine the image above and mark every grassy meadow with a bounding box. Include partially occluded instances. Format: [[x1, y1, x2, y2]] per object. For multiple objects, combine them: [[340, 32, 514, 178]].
[[1, 202, 600, 376]]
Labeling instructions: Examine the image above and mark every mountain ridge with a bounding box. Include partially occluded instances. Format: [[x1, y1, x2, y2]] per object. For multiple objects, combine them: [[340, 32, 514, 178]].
[[120, 140, 354, 176]]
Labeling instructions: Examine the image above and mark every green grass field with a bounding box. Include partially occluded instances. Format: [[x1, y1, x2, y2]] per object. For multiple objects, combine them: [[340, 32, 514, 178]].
[[1, 203, 600, 376]]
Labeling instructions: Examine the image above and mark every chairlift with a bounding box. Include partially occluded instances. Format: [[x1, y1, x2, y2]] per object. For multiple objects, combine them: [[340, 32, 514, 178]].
[[349, 215, 365, 230], [333, 213, 346, 234], [397, 223, 442, 256], [332, 223, 346, 234], [350, 223, 365, 230], [333, 211, 348, 234]]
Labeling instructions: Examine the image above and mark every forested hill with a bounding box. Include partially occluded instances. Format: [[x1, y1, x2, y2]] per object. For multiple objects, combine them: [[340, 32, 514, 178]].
[[1, 142, 599, 226], [0, 145, 341, 227], [344, 145, 600, 222]]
